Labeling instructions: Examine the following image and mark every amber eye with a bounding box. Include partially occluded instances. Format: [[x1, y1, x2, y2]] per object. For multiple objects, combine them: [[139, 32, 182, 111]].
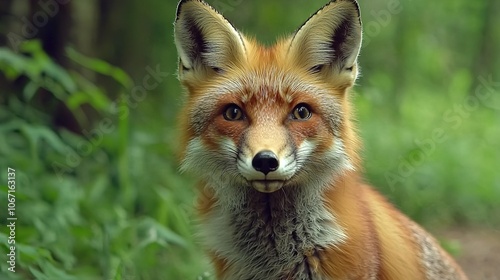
[[291, 103, 312, 120], [223, 104, 244, 121]]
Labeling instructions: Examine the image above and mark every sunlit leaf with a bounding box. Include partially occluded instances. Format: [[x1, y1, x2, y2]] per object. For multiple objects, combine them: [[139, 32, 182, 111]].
[[66, 47, 133, 89]]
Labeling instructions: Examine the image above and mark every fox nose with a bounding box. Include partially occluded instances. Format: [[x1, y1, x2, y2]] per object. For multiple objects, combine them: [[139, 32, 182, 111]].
[[252, 150, 279, 175]]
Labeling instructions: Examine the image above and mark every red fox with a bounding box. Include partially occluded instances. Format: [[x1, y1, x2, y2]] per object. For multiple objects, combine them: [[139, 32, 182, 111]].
[[174, 0, 468, 279]]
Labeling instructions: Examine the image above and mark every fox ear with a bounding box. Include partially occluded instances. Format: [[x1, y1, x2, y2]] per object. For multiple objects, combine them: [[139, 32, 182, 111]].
[[174, 0, 246, 79], [287, 0, 362, 81]]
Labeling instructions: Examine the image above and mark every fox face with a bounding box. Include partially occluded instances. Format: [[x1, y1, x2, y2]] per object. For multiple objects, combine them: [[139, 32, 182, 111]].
[[174, 1, 469, 279], [175, 0, 362, 197]]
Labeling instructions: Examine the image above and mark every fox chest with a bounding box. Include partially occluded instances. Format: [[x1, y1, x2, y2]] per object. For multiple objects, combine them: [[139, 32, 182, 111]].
[[201, 192, 346, 280]]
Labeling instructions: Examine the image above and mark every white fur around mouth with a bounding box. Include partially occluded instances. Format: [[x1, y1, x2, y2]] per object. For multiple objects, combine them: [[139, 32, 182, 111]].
[[251, 180, 285, 193]]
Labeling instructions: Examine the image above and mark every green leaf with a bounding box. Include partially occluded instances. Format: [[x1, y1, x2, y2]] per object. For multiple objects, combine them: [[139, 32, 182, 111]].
[[23, 81, 40, 101], [0, 40, 77, 100], [112, 262, 123, 280], [20, 124, 69, 155], [66, 89, 111, 111], [0, 48, 28, 79], [137, 217, 187, 248], [66, 47, 133, 89], [29, 267, 51, 280], [43, 62, 77, 93], [40, 262, 78, 280]]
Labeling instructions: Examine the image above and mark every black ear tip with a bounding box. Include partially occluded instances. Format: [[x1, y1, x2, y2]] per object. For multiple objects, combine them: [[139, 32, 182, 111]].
[[347, 0, 362, 24], [176, 0, 204, 21], [176, 0, 187, 21], [330, 0, 361, 24]]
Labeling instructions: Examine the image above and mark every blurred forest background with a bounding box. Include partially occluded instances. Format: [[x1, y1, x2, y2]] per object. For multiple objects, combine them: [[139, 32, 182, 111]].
[[0, 0, 499, 279]]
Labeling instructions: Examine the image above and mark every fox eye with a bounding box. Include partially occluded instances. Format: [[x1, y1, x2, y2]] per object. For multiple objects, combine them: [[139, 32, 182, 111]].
[[291, 103, 312, 120], [223, 104, 244, 121]]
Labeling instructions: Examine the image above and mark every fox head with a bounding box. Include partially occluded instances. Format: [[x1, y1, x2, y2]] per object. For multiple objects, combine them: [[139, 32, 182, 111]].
[[174, 0, 362, 198]]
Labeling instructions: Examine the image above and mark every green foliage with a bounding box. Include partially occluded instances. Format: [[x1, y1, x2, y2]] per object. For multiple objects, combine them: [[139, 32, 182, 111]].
[[358, 80, 500, 227], [0, 41, 209, 279]]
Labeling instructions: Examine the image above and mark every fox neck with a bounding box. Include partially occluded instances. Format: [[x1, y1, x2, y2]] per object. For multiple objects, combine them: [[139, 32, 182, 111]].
[[200, 171, 358, 279]]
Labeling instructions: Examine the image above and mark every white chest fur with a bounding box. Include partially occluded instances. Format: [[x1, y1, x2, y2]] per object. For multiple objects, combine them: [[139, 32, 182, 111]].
[[201, 186, 346, 280]]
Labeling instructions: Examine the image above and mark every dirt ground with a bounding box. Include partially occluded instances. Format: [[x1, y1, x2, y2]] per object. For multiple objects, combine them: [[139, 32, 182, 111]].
[[440, 228, 500, 280]]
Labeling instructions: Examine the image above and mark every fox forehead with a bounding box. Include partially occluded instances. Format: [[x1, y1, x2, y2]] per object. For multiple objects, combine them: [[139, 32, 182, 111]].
[[186, 40, 341, 98], [180, 40, 349, 138], [187, 64, 344, 135]]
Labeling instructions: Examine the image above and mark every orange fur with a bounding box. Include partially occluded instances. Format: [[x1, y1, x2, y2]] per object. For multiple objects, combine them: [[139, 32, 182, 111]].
[[174, 0, 468, 279]]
